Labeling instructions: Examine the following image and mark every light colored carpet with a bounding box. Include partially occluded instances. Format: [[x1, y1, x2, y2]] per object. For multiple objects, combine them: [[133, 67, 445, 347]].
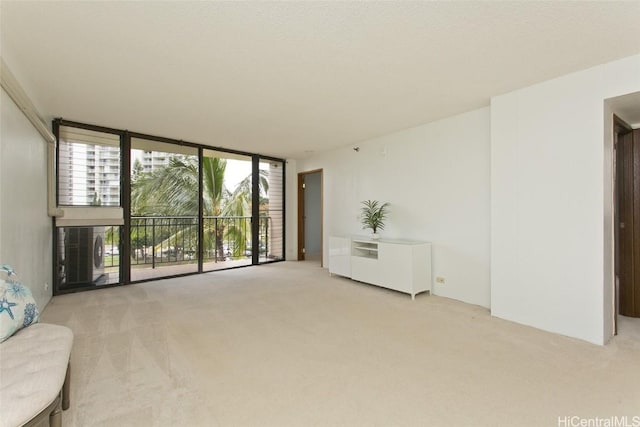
[[41, 261, 640, 427]]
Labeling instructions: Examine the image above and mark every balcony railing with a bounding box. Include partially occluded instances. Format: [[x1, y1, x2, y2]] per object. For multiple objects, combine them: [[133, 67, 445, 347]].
[[126, 215, 272, 269]]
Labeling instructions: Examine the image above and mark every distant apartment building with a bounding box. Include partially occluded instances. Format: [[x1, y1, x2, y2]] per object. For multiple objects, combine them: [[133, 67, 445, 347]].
[[57, 126, 172, 207], [139, 150, 170, 173], [57, 126, 121, 206]]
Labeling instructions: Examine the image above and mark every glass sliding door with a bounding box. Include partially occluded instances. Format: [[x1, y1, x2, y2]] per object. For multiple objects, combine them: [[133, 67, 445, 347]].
[[54, 119, 287, 295], [202, 150, 253, 271], [258, 158, 285, 263], [130, 138, 199, 281]]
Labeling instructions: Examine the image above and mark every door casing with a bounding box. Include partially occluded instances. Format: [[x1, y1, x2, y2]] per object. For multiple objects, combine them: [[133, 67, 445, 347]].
[[614, 115, 640, 326]]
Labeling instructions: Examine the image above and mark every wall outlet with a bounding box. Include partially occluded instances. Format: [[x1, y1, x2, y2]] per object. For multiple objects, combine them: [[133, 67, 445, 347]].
[[435, 276, 446, 284], [44, 282, 49, 291]]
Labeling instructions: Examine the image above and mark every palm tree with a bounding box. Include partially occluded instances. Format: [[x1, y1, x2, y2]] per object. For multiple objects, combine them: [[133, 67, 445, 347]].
[[131, 155, 201, 216], [220, 171, 269, 258], [131, 155, 267, 262]]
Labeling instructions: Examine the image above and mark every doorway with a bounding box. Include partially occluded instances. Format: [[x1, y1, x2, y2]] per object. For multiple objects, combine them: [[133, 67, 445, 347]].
[[297, 170, 323, 265], [614, 116, 640, 326]]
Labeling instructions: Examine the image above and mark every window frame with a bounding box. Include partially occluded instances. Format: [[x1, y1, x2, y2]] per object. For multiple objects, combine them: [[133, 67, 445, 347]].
[[52, 118, 286, 295]]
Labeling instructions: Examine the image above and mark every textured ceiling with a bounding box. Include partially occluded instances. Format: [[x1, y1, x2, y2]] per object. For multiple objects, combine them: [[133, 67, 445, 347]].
[[2, 1, 639, 159]]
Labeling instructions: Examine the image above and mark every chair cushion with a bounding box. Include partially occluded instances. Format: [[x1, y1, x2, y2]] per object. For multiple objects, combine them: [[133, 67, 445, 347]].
[[0, 323, 73, 427]]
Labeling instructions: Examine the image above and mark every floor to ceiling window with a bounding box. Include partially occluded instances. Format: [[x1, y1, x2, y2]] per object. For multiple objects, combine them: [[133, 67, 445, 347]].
[[202, 149, 254, 271], [259, 158, 284, 263], [129, 137, 199, 281], [54, 124, 123, 291], [53, 119, 285, 294]]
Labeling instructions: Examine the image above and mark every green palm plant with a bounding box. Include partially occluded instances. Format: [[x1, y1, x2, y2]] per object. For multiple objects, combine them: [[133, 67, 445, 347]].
[[131, 155, 201, 216], [131, 155, 267, 261], [202, 156, 228, 259], [131, 155, 217, 258], [360, 200, 390, 235], [220, 171, 268, 258]]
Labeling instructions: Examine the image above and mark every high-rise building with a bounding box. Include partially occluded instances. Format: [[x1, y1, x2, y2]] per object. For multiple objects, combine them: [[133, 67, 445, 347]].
[[140, 150, 170, 173], [58, 127, 179, 207], [57, 126, 120, 207]]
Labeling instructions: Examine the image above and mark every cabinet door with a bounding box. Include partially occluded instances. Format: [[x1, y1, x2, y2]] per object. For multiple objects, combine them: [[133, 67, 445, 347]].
[[351, 256, 384, 286], [379, 243, 413, 293], [329, 237, 351, 277]]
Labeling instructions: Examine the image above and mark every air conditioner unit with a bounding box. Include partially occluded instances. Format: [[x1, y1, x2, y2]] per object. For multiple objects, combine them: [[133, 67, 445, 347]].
[[64, 227, 105, 286], [92, 227, 105, 282]]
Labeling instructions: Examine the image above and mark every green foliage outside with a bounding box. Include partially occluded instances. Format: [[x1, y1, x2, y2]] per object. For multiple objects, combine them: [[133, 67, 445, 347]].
[[129, 155, 268, 261]]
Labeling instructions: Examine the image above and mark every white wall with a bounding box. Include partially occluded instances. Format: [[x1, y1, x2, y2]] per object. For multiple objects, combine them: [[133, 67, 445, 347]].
[[491, 55, 640, 345], [295, 108, 491, 308], [0, 88, 53, 311]]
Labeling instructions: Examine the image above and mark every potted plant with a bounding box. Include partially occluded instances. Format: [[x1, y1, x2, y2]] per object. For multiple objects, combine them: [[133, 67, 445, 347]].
[[360, 200, 390, 239]]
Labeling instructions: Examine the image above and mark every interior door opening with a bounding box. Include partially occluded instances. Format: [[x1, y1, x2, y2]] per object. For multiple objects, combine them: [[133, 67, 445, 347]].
[[298, 170, 323, 265], [613, 115, 640, 336]]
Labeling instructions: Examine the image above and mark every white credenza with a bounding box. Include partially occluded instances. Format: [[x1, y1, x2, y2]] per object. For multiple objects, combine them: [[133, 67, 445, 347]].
[[329, 236, 432, 300]]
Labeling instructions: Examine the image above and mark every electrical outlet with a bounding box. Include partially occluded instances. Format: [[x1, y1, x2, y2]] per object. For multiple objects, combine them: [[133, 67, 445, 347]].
[[44, 282, 49, 291], [435, 277, 446, 284]]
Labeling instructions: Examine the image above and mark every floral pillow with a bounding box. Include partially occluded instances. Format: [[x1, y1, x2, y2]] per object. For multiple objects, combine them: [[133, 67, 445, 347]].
[[0, 265, 40, 343]]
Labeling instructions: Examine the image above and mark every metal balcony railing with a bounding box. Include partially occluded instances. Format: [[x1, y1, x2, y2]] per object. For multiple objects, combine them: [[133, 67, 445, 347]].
[[126, 215, 272, 269]]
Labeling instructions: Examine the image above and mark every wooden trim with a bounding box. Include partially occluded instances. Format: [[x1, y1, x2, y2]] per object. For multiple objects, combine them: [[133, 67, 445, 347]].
[[633, 128, 640, 317], [613, 115, 640, 324], [613, 114, 633, 333], [614, 114, 633, 135]]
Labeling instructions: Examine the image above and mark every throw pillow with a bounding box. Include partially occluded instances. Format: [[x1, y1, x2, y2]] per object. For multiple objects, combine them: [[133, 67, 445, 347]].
[[0, 265, 40, 343]]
